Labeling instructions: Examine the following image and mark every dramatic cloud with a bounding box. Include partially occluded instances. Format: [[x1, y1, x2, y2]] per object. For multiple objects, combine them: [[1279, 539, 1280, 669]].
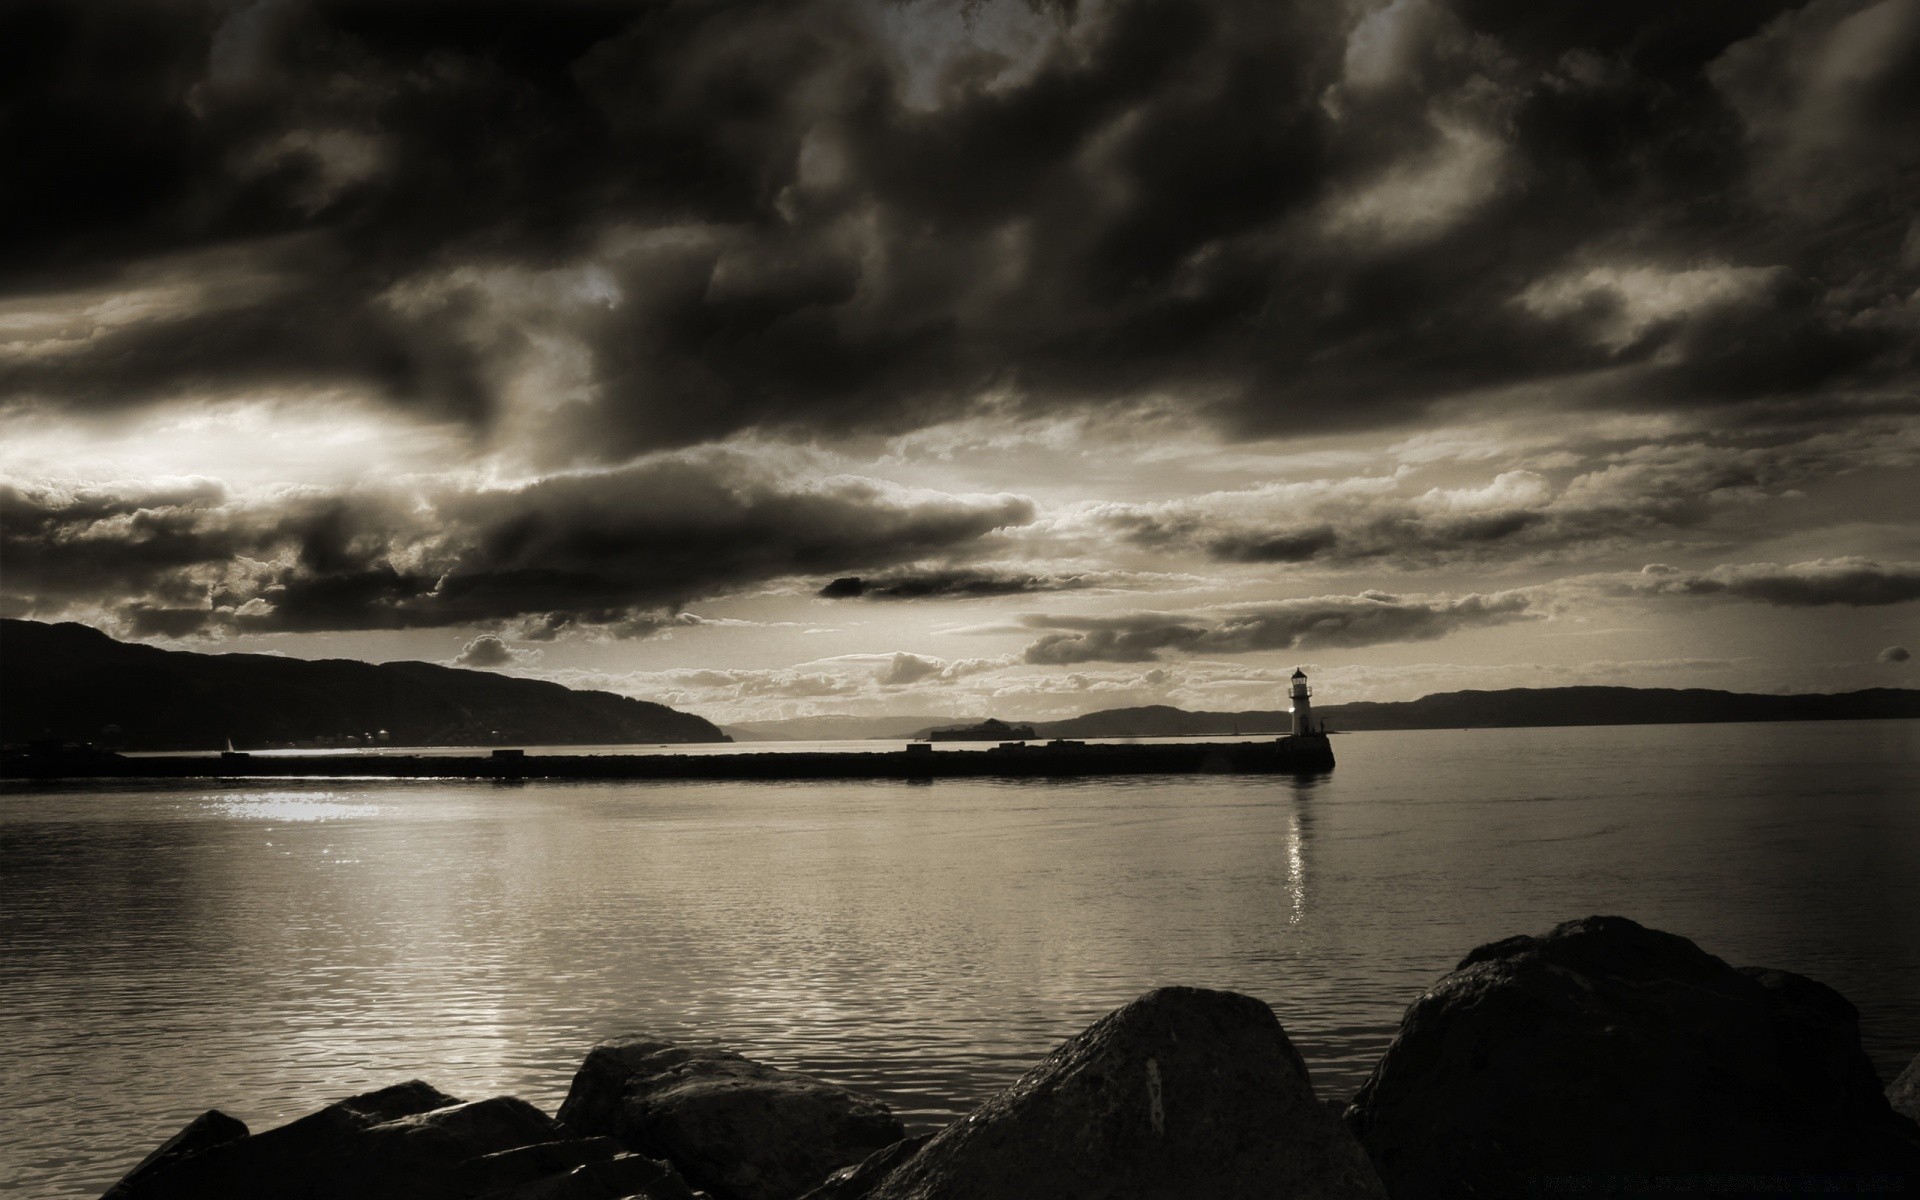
[[818, 569, 1097, 599], [1019, 590, 1538, 663], [1629, 558, 1920, 607], [1710, 0, 1920, 214], [5, 0, 1916, 463], [1882, 645, 1912, 663], [0, 453, 1034, 637], [6, 0, 1916, 717]]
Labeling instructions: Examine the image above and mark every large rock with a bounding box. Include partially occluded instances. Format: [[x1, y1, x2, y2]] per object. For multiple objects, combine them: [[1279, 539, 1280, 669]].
[[1345, 916, 1920, 1199], [558, 1038, 906, 1200], [104, 1080, 695, 1200], [801, 986, 1386, 1200], [800, 1136, 933, 1200], [440, 1136, 697, 1200], [1893, 1053, 1920, 1123], [101, 1109, 249, 1199]]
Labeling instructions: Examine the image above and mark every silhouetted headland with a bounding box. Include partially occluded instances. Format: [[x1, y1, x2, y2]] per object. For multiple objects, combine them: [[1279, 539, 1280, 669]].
[[0, 619, 727, 751]]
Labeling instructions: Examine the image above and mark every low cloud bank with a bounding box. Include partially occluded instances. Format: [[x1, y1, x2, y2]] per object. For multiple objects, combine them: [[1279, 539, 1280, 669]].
[[818, 570, 1096, 600], [1020, 590, 1538, 664], [1086, 416, 1920, 569], [1630, 559, 1920, 607]]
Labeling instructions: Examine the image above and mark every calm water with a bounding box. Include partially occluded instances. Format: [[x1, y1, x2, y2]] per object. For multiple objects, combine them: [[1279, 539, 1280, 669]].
[[4, 721, 1918, 1198]]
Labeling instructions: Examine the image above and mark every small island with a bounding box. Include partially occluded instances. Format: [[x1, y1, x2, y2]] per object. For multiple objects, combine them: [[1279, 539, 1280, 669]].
[[926, 717, 1038, 742]]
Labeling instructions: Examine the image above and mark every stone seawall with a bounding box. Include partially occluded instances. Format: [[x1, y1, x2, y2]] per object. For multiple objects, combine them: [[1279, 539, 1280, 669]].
[[4, 736, 1337, 782]]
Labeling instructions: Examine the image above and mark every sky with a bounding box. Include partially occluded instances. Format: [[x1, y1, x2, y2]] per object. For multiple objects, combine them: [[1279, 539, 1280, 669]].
[[3, 0, 1918, 725]]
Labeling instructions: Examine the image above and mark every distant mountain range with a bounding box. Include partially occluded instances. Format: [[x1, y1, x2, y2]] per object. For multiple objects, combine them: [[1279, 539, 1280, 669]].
[[1312, 687, 1920, 731], [10, 617, 1912, 752], [1, 619, 727, 751], [729, 688, 1920, 742]]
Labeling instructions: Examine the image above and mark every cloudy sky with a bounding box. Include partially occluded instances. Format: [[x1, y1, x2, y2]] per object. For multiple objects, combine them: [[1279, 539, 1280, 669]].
[[4, 0, 1917, 723]]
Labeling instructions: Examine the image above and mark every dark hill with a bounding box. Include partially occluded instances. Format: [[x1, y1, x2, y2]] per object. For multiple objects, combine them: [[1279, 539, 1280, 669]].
[[0, 619, 727, 751], [1034, 705, 1289, 738], [1318, 686, 1920, 730], [1026, 688, 1920, 737]]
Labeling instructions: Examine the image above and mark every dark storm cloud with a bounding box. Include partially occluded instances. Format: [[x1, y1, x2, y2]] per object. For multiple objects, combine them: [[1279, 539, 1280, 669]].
[[1019, 590, 1537, 663], [817, 569, 1095, 599], [0, 454, 1034, 636], [1631, 559, 1920, 607], [5, 0, 1916, 456], [0, 243, 494, 420], [0, 476, 245, 601]]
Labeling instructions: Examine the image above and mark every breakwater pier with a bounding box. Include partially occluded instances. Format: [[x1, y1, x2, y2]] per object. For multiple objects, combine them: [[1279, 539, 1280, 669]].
[[3, 735, 1335, 782]]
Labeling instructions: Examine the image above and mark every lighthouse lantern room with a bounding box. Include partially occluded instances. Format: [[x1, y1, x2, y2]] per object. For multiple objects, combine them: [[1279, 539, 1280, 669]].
[[1289, 668, 1315, 736]]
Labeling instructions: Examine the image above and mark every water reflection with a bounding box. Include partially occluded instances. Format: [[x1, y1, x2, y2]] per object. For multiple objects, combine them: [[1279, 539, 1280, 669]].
[[1284, 771, 1324, 926]]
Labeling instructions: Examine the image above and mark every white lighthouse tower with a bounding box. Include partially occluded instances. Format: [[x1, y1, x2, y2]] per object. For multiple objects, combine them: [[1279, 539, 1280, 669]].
[[1289, 668, 1316, 736]]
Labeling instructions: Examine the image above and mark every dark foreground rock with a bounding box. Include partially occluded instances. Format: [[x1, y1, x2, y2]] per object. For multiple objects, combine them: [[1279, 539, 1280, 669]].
[[801, 986, 1386, 1200], [1893, 1053, 1920, 1123], [1346, 916, 1920, 1199], [104, 1080, 697, 1200], [558, 1038, 905, 1200], [101, 1109, 248, 1199]]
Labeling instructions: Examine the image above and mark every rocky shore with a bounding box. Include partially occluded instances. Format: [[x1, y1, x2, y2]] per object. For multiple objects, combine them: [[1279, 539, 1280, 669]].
[[101, 917, 1920, 1199]]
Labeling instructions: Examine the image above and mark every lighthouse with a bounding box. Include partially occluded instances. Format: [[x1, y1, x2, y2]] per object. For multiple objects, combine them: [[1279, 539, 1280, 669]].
[[1289, 668, 1315, 736]]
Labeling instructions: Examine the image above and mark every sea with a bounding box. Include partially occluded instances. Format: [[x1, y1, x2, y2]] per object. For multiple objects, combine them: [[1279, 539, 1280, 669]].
[[3, 720, 1917, 1198]]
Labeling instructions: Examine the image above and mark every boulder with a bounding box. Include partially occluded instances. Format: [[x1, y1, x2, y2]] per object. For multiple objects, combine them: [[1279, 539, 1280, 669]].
[[1345, 916, 1920, 1199], [798, 986, 1386, 1200], [101, 1109, 248, 1199], [442, 1137, 698, 1200], [469, 1150, 702, 1200], [1893, 1053, 1920, 1123], [800, 1136, 931, 1200], [558, 1038, 904, 1200], [107, 1081, 461, 1199], [104, 1080, 695, 1200]]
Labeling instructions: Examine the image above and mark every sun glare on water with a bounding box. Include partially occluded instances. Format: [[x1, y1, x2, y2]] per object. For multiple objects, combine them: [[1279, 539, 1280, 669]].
[[203, 792, 385, 822]]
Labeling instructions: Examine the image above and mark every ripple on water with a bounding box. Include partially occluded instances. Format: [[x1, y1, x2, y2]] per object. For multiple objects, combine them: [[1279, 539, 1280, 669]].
[[201, 792, 387, 822]]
